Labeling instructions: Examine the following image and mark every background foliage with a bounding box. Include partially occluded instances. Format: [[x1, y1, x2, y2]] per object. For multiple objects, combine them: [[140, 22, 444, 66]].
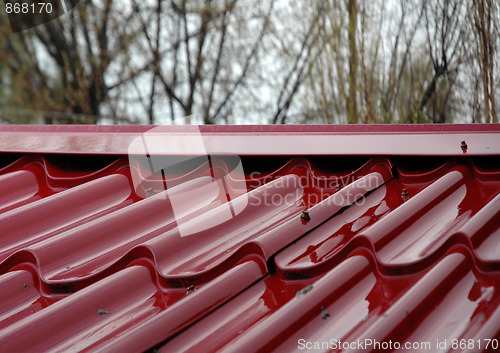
[[0, 0, 498, 124]]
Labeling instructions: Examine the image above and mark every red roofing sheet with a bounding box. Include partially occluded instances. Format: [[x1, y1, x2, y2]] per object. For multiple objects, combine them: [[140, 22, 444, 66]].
[[0, 125, 500, 352]]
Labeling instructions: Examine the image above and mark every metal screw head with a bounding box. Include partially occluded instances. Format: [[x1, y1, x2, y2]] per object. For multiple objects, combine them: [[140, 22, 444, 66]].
[[461, 140, 468, 153], [300, 210, 311, 222], [186, 284, 195, 295], [146, 188, 156, 197], [321, 306, 330, 319], [98, 309, 110, 315], [401, 189, 409, 197], [296, 285, 313, 297]]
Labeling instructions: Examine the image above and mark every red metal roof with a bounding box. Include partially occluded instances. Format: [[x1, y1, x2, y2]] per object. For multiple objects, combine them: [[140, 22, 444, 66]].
[[0, 125, 499, 352]]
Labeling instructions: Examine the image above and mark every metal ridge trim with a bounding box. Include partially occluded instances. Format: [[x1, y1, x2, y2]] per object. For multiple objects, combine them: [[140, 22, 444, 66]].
[[1, 124, 500, 133], [0, 125, 499, 155]]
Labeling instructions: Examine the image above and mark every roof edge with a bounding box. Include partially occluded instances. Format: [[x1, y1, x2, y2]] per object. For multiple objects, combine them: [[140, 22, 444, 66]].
[[0, 124, 499, 156], [0, 123, 499, 134]]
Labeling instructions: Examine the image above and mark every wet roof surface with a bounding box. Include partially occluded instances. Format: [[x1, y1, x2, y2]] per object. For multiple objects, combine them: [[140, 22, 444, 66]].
[[0, 126, 500, 352]]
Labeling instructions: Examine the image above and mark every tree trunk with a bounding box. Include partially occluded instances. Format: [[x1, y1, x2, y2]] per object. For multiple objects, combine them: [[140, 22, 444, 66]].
[[347, 0, 358, 124]]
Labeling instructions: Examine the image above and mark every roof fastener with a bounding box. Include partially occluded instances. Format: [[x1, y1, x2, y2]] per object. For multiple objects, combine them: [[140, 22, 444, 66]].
[[401, 189, 409, 197], [146, 188, 156, 197], [296, 285, 313, 297], [461, 140, 468, 153], [98, 309, 110, 315], [321, 306, 330, 319], [300, 210, 311, 222], [23, 283, 27, 288], [186, 284, 195, 295]]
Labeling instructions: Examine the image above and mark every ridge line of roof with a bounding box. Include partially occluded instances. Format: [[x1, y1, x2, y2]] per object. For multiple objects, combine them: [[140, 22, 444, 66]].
[[0, 123, 500, 134]]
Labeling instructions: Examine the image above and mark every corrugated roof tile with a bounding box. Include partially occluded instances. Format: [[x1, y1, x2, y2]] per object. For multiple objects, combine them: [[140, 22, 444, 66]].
[[0, 125, 499, 352]]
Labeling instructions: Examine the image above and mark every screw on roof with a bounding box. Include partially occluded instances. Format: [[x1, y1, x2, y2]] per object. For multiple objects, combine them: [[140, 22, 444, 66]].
[[146, 188, 156, 197], [401, 189, 409, 197], [300, 210, 311, 222], [461, 140, 468, 153], [98, 309, 110, 315], [321, 306, 330, 319], [296, 285, 313, 297], [186, 284, 196, 295]]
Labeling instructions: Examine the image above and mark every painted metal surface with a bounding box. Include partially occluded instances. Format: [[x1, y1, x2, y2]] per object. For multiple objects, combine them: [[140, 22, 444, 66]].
[[0, 124, 499, 155], [0, 125, 499, 352]]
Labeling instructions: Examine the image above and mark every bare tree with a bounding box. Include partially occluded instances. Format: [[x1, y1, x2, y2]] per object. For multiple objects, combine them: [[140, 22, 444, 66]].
[[271, 1, 324, 124], [0, 0, 145, 123], [346, 0, 358, 124], [1, 0, 289, 124], [128, 0, 280, 124], [419, 0, 467, 122], [470, 0, 498, 123], [1, 0, 498, 125]]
